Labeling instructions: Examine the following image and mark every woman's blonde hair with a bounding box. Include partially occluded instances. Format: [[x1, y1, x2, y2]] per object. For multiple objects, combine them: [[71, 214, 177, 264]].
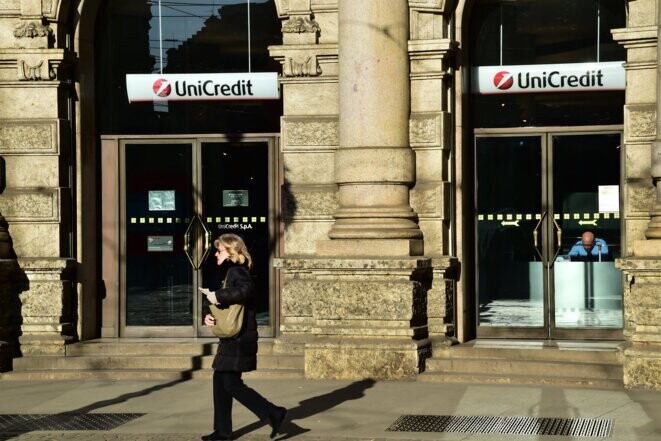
[[214, 233, 253, 269]]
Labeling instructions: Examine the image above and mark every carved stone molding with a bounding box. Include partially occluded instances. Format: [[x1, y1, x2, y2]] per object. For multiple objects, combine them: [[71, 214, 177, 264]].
[[284, 55, 322, 77], [0, 120, 60, 155], [409, 0, 453, 13]]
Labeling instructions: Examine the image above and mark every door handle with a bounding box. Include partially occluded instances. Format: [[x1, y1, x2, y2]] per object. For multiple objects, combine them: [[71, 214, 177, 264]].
[[551, 216, 563, 262], [532, 211, 547, 260], [200, 215, 213, 265], [183, 217, 196, 269]]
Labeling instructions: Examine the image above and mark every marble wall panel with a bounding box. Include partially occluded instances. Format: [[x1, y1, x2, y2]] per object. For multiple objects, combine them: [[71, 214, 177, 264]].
[[0, 119, 59, 154], [283, 152, 335, 184], [283, 220, 333, 255], [624, 143, 652, 180], [5, 223, 60, 257], [283, 81, 338, 115], [4, 156, 59, 187], [0, 189, 59, 222], [0, 86, 60, 119]]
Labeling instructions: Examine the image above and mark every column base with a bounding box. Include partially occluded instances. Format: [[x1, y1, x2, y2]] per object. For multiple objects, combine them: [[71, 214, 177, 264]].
[[632, 239, 661, 257], [305, 336, 430, 380], [623, 343, 661, 390], [316, 239, 423, 256]]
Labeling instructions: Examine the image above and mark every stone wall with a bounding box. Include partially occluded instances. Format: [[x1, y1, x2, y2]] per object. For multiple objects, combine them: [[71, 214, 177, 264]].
[[0, 0, 77, 357]]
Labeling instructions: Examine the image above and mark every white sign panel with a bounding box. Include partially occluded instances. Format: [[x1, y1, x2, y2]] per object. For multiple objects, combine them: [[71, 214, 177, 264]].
[[598, 185, 620, 213], [473, 62, 625, 94], [126, 72, 279, 102]]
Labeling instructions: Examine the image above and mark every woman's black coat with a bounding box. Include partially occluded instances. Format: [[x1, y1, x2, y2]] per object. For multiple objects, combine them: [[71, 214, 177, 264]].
[[211, 263, 258, 372]]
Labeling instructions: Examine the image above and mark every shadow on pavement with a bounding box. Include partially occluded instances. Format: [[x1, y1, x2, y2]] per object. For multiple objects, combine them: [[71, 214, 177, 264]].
[[233, 378, 377, 440]]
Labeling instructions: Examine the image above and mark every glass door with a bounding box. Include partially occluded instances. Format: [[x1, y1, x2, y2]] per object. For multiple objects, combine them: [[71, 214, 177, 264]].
[[120, 137, 276, 337], [475, 130, 623, 339]]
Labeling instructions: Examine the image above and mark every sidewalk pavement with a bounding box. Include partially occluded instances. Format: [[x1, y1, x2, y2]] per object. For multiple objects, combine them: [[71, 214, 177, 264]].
[[0, 376, 659, 441]]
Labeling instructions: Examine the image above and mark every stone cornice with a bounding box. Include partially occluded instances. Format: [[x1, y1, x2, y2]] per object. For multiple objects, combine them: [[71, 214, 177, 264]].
[[612, 26, 657, 48]]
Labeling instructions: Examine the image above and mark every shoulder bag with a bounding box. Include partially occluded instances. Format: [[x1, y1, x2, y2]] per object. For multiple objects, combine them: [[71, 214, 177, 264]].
[[209, 274, 245, 338]]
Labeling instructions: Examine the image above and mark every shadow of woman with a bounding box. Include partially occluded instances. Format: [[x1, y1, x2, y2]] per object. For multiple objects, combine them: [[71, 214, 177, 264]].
[[232, 378, 376, 439]]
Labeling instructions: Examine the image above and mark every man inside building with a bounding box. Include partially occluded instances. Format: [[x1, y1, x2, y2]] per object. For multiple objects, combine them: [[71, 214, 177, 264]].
[[569, 231, 610, 262]]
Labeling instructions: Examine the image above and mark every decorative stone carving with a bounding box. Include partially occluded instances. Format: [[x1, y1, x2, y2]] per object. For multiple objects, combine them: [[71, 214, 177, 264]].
[[12, 20, 54, 49], [19, 60, 42, 80], [283, 16, 320, 34], [284, 55, 322, 77], [13, 21, 52, 39]]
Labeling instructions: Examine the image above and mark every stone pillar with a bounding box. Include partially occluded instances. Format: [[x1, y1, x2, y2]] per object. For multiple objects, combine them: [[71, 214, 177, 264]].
[[317, 0, 422, 257], [17, 258, 76, 355], [616, 259, 661, 390], [612, 0, 661, 390], [646, 0, 661, 242], [276, 257, 433, 380]]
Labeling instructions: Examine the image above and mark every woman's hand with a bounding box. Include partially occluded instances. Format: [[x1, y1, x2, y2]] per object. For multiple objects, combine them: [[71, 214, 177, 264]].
[[199, 287, 218, 304], [204, 313, 215, 327]]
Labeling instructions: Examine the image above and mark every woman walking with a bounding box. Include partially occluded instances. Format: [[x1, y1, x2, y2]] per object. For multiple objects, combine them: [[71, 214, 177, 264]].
[[199, 233, 287, 441]]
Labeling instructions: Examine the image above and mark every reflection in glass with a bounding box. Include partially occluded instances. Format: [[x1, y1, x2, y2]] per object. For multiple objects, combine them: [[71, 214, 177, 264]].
[[476, 136, 543, 327], [200, 142, 270, 327], [125, 143, 194, 326], [552, 134, 623, 328], [96, 0, 282, 134]]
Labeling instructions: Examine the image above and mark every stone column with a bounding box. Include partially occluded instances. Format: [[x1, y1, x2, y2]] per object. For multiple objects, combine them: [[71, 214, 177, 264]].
[[317, 0, 422, 257], [613, 0, 661, 390], [646, 0, 661, 242]]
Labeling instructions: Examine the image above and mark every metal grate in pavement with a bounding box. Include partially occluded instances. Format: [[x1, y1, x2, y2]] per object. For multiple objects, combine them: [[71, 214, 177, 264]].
[[386, 415, 613, 437], [0, 413, 144, 432]]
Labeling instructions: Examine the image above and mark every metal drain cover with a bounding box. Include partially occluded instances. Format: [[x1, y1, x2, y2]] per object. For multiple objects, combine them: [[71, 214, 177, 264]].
[[387, 415, 613, 437], [0, 413, 144, 432]]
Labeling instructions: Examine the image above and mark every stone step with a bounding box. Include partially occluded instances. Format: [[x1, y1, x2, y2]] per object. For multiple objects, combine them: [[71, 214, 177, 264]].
[[3, 338, 301, 381], [418, 371, 624, 390], [426, 357, 622, 380], [0, 367, 304, 381], [64, 339, 275, 356], [12, 352, 302, 372], [436, 346, 620, 364]]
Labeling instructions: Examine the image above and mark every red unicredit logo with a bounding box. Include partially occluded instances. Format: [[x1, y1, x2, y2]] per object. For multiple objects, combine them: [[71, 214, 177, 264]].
[[493, 71, 514, 90], [152, 78, 171, 97]]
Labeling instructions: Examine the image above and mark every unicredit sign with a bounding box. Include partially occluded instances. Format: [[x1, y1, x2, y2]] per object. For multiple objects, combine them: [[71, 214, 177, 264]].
[[126, 72, 279, 102], [473, 62, 625, 94]]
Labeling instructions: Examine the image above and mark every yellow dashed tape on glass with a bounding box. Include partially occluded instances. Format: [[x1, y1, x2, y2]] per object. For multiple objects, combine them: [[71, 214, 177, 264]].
[[251, 217, 257, 222], [260, 217, 266, 222], [242, 217, 248, 222], [207, 217, 213, 223], [149, 218, 154, 224], [157, 218, 163, 223], [175, 218, 181, 223], [216, 217, 222, 223], [225, 217, 230, 222], [130, 218, 137, 224], [167, 218, 172, 224], [140, 218, 145, 224]]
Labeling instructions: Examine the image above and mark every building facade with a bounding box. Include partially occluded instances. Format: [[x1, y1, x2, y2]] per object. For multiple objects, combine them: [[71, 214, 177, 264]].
[[0, 0, 660, 389]]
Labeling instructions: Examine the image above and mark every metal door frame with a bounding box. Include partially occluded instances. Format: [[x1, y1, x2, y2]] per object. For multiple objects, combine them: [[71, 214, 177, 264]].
[[101, 134, 281, 339], [473, 125, 624, 340]]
